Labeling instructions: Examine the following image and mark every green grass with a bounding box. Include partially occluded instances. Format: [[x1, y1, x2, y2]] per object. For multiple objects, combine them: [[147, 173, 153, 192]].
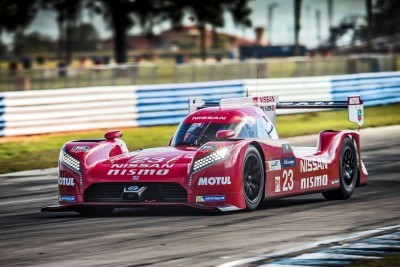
[[349, 253, 400, 267], [0, 104, 398, 174]]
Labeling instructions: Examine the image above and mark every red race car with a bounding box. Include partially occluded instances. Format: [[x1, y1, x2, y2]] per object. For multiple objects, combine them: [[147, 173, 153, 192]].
[[42, 95, 367, 215]]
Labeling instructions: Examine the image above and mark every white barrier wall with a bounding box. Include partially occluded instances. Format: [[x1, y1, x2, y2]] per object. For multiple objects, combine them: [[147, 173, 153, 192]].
[[0, 72, 399, 137]]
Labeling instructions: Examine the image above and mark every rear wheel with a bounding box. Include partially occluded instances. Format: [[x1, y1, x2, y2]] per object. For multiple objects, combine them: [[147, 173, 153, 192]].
[[322, 137, 358, 200], [242, 145, 265, 211], [76, 207, 114, 216]]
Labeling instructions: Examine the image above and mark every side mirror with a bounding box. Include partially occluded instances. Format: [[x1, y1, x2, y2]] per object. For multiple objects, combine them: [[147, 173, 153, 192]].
[[105, 130, 123, 140], [216, 130, 235, 139]]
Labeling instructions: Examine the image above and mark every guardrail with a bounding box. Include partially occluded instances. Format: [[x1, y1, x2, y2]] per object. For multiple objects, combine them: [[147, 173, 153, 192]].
[[0, 71, 399, 137]]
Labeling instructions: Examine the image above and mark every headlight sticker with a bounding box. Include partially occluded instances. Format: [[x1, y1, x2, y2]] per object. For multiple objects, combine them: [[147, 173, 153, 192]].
[[192, 145, 233, 173]]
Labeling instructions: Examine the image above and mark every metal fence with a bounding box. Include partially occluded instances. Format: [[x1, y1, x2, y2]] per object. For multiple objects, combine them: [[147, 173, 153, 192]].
[[0, 55, 397, 91]]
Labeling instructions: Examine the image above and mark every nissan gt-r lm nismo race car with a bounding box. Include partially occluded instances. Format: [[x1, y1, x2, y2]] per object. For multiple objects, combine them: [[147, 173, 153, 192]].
[[42, 95, 367, 215]]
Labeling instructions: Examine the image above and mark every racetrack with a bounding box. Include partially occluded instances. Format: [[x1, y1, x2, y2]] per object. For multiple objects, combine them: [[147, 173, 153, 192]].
[[0, 125, 399, 267]]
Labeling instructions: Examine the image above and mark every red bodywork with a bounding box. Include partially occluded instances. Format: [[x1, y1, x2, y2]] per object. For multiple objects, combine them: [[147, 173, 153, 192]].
[[43, 106, 368, 213]]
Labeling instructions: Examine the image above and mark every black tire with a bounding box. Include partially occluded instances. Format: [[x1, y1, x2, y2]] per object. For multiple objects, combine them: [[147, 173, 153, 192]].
[[76, 207, 114, 216], [322, 137, 358, 200], [242, 145, 265, 211]]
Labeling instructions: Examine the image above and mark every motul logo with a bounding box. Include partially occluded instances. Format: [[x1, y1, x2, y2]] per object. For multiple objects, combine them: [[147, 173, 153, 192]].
[[198, 176, 231, 186], [59, 177, 75, 186]]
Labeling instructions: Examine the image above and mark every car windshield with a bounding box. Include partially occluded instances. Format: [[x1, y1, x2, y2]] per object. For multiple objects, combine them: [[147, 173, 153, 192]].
[[172, 122, 249, 147]]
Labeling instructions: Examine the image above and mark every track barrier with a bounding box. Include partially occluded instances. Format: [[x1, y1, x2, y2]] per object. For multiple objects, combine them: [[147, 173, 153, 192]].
[[0, 72, 398, 136]]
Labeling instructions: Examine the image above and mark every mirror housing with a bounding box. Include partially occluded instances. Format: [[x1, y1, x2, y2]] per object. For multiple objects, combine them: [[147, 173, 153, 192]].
[[104, 130, 123, 140], [216, 130, 235, 139]]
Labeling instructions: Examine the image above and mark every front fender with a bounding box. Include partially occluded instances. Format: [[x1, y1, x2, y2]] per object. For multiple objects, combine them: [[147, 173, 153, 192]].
[[188, 141, 251, 209], [58, 138, 129, 205]]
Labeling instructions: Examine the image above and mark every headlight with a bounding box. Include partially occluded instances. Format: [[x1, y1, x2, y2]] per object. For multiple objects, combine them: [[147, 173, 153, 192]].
[[192, 146, 233, 173], [59, 150, 81, 172]]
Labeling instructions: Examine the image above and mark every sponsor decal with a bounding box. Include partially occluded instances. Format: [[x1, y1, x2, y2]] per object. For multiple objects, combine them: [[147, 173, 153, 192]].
[[300, 159, 328, 173], [252, 97, 259, 107], [274, 176, 281, 192], [260, 105, 274, 112], [301, 174, 328, 189], [253, 96, 276, 106], [358, 108, 362, 122], [199, 145, 217, 153], [282, 169, 294, 191], [259, 96, 276, 103], [196, 195, 226, 202], [267, 160, 281, 171], [331, 179, 340, 185], [197, 176, 231, 186], [107, 168, 169, 176], [59, 195, 75, 202], [349, 97, 361, 105], [71, 146, 90, 153], [59, 177, 75, 186], [107, 157, 181, 176], [285, 101, 335, 107], [192, 116, 226, 120], [282, 157, 296, 167], [282, 144, 293, 153]]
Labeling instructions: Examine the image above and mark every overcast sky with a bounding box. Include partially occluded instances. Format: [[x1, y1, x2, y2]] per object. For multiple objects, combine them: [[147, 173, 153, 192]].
[[1, 0, 366, 49]]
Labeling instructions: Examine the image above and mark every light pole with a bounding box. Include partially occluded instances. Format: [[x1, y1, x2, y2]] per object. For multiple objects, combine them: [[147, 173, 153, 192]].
[[267, 2, 279, 45], [316, 9, 321, 46]]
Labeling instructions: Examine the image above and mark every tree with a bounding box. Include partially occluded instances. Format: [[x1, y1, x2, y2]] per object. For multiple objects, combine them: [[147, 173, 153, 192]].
[[88, 0, 169, 63], [41, 0, 80, 63], [68, 23, 99, 52], [170, 0, 252, 61], [371, 0, 400, 37], [0, 0, 38, 34], [294, 0, 302, 56], [13, 31, 56, 55], [0, 40, 7, 57]]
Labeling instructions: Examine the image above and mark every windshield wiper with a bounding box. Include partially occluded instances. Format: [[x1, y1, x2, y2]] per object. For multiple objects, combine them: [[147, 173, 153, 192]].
[[194, 121, 212, 146]]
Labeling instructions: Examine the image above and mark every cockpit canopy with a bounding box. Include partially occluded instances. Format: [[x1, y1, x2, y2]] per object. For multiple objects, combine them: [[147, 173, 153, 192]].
[[172, 107, 278, 147]]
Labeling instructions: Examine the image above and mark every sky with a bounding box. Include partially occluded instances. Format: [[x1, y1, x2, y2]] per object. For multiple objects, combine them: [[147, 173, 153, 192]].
[[1, 0, 367, 49]]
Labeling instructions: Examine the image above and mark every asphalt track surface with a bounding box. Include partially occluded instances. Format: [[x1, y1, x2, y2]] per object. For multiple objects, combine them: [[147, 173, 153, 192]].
[[0, 126, 399, 267]]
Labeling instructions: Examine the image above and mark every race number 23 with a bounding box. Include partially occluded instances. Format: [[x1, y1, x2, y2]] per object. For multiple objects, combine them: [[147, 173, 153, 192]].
[[282, 169, 294, 191]]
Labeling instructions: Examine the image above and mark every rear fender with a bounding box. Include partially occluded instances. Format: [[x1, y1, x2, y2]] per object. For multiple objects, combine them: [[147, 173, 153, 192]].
[[318, 130, 367, 186]]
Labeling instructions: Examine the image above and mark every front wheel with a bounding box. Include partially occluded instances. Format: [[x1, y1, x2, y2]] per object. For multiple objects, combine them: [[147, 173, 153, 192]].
[[322, 137, 358, 200], [242, 145, 265, 211]]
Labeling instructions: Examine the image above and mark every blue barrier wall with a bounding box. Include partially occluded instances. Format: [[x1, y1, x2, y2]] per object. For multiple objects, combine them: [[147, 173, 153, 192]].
[[0, 94, 4, 137], [0, 72, 398, 137], [331, 72, 400, 106], [136, 81, 245, 126]]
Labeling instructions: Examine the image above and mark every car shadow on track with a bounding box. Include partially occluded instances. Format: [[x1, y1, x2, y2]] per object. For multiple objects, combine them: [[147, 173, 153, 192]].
[[259, 197, 327, 210], [39, 197, 328, 219]]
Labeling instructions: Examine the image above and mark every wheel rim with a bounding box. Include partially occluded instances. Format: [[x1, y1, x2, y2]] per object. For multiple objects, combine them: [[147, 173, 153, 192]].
[[342, 146, 356, 188], [243, 153, 262, 203]]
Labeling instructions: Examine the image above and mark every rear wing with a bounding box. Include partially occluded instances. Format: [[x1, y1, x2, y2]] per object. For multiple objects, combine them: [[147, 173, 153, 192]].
[[189, 95, 364, 127]]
